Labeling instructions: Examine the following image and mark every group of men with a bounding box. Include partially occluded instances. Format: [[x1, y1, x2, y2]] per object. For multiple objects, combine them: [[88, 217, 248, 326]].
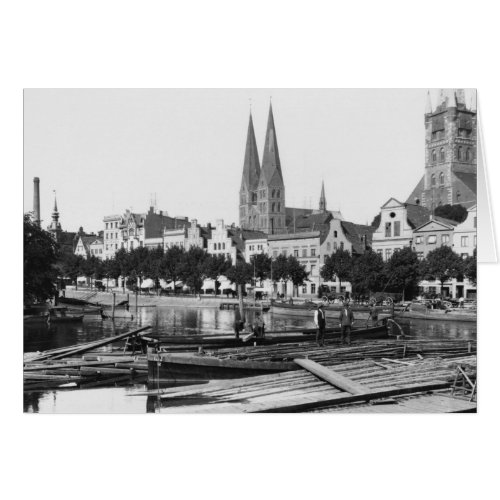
[[314, 300, 354, 347], [233, 300, 355, 346]]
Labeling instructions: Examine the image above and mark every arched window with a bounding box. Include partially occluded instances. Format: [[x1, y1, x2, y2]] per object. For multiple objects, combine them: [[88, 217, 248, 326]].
[[276, 190, 280, 198], [431, 174, 436, 186], [458, 147, 462, 160], [440, 148, 445, 162], [334, 231, 338, 238], [432, 149, 437, 162], [271, 202, 275, 212], [466, 148, 471, 161], [277, 202, 281, 212], [439, 172, 444, 185], [271, 189, 275, 198]]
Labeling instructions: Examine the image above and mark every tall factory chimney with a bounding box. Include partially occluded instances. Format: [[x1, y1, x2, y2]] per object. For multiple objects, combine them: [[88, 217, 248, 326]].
[[33, 177, 41, 226]]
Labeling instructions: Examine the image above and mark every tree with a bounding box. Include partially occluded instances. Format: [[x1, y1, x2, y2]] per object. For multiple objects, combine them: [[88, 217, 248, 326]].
[[250, 253, 272, 282], [203, 254, 232, 294], [422, 246, 464, 294], [102, 257, 121, 290], [434, 204, 468, 223], [286, 256, 308, 297], [59, 253, 85, 290], [351, 250, 385, 296], [321, 249, 353, 294], [115, 248, 134, 291], [226, 261, 253, 288], [162, 246, 186, 293], [463, 248, 477, 286], [371, 213, 381, 229], [146, 246, 165, 292], [183, 247, 209, 293], [385, 247, 421, 300], [24, 213, 59, 305]]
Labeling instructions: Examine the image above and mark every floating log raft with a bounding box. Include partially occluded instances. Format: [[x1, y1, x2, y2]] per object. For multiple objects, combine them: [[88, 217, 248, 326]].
[[137, 354, 476, 413]]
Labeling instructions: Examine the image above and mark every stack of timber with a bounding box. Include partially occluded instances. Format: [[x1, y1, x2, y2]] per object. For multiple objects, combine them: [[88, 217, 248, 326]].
[[23, 326, 152, 391], [137, 354, 476, 413], [148, 338, 477, 383]]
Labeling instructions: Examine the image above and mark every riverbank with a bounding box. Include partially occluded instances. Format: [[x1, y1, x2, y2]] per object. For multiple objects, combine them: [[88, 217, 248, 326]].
[[63, 288, 257, 309]]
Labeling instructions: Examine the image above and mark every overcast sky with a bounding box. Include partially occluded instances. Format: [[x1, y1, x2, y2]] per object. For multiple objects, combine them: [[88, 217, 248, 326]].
[[23, 88, 474, 233]]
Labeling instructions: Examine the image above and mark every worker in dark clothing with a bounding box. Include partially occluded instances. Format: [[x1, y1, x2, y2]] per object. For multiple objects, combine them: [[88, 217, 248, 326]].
[[339, 300, 354, 345], [314, 303, 326, 347], [233, 308, 244, 339], [253, 312, 265, 338]]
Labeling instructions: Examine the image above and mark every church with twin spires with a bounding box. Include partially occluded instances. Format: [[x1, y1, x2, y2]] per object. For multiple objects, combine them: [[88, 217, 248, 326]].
[[238, 104, 329, 235]]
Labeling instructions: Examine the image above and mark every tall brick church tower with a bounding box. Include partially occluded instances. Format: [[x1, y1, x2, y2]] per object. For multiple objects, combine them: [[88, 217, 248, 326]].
[[408, 89, 477, 210], [239, 103, 286, 234]]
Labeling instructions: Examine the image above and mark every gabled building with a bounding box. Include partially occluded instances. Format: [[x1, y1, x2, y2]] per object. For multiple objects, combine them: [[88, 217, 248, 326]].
[[208, 219, 244, 264], [74, 234, 103, 259], [412, 217, 458, 259], [407, 89, 477, 210], [372, 198, 431, 261]]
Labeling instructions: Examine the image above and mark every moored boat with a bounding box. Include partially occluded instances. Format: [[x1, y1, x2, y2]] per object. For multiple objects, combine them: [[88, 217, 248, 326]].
[[395, 303, 476, 322], [24, 307, 84, 325]]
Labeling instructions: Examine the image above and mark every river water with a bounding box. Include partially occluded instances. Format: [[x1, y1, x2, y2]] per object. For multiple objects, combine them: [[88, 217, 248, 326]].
[[23, 306, 477, 413]]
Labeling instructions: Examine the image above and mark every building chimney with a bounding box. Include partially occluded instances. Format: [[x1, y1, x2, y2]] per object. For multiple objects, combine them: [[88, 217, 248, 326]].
[[33, 177, 41, 226]]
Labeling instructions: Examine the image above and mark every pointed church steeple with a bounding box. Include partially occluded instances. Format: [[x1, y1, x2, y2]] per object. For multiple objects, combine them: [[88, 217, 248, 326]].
[[319, 180, 327, 212], [47, 190, 62, 239], [240, 112, 261, 192], [260, 103, 283, 185]]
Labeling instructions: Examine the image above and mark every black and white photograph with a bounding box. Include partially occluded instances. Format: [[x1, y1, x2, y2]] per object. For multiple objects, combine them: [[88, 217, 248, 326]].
[[23, 88, 478, 413], [4, 1, 500, 499]]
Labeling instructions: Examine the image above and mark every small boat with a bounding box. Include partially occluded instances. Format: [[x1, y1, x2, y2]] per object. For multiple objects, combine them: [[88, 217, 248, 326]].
[[395, 303, 476, 323], [270, 301, 393, 320], [149, 323, 389, 349], [24, 307, 84, 325]]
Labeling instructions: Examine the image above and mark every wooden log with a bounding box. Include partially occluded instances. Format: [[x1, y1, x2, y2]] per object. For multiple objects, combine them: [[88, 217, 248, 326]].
[[294, 358, 370, 395]]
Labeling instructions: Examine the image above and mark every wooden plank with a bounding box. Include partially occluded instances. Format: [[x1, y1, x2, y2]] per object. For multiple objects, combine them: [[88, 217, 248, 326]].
[[294, 358, 370, 395]]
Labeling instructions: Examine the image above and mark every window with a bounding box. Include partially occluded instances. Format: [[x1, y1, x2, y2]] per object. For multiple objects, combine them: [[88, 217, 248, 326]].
[[302, 284, 307, 293], [334, 231, 338, 238], [458, 147, 463, 160], [377, 249, 383, 258], [311, 248, 316, 257], [473, 217, 477, 228], [439, 172, 444, 185], [311, 284, 316, 294], [277, 203, 281, 212], [115, 244, 117, 250], [466, 148, 471, 161], [432, 149, 437, 162], [461, 253, 468, 259], [417, 252, 424, 260], [415, 236, 422, 244], [272, 202, 275, 212], [223, 243, 226, 250], [277, 190, 280, 198], [302, 249, 307, 257], [385, 222, 391, 237], [334, 242, 338, 250], [394, 221, 401, 237], [282, 250, 287, 257], [340, 242, 344, 250], [431, 174, 436, 187], [461, 236, 468, 247], [310, 265, 316, 276], [385, 249, 392, 260], [213, 243, 217, 251], [456, 190, 461, 201], [272, 189, 275, 198], [441, 234, 450, 244], [427, 235, 437, 244], [440, 148, 445, 162], [106, 244, 109, 251], [294, 249, 299, 257]]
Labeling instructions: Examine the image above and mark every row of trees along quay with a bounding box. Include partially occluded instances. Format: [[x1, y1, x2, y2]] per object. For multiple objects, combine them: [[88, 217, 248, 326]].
[[24, 213, 477, 305]]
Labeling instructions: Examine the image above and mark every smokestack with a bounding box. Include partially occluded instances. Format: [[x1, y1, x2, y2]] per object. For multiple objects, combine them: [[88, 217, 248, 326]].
[[33, 177, 41, 226]]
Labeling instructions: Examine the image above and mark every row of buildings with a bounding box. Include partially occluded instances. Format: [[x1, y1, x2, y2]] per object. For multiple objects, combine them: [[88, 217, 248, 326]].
[[38, 88, 477, 299]]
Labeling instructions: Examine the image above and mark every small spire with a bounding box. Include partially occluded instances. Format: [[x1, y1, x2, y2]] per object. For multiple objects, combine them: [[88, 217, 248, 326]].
[[425, 91, 432, 114], [52, 190, 58, 213], [319, 180, 327, 212]]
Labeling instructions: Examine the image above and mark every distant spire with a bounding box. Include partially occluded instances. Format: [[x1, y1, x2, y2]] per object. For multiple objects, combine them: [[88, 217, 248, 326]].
[[240, 112, 261, 192], [52, 190, 58, 215], [260, 102, 283, 185], [319, 180, 327, 212], [425, 91, 433, 114]]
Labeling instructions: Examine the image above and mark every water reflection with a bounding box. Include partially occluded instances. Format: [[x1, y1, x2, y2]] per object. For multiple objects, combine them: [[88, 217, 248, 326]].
[[24, 305, 477, 413]]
